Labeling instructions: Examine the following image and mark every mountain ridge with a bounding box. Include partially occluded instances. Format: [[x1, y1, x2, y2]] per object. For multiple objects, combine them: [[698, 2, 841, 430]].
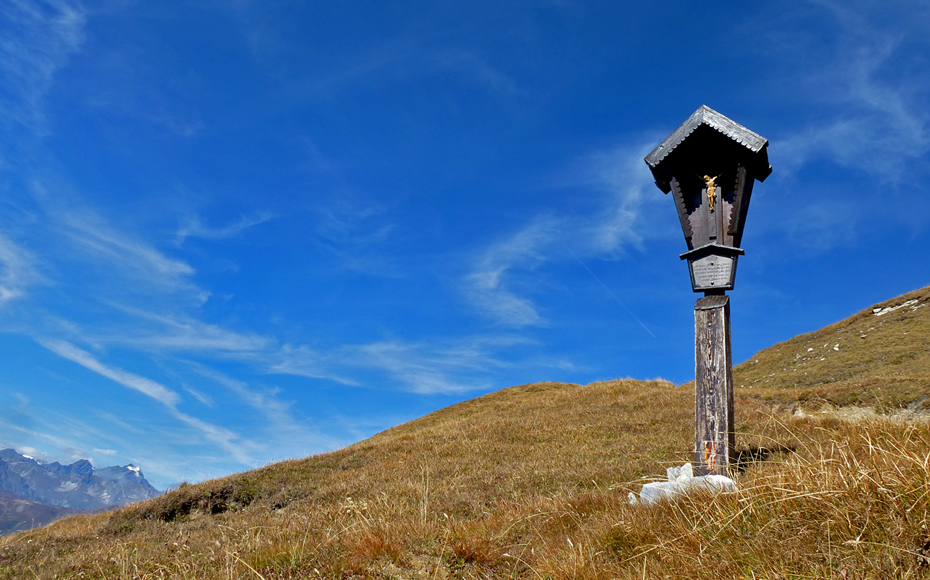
[[0, 449, 161, 534]]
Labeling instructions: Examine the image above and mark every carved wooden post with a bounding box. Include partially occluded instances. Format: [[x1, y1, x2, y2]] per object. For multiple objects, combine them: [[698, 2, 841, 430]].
[[694, 295, 734, 475], [645, 106, 771, 476]]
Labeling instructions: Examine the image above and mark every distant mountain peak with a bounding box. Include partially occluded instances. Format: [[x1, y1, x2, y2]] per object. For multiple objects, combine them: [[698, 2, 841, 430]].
[[0, 449, 161, 510]]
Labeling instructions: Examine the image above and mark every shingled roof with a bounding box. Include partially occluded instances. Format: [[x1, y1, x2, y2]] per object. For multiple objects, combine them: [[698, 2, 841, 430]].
[[644, 105, 772, 193]]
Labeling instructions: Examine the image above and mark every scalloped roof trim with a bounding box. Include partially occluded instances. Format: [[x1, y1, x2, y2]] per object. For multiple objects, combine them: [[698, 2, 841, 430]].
[[645, 105, 768, 168]]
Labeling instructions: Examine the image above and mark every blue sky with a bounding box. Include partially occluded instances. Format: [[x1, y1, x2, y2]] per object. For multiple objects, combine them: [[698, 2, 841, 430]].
[[1, 0, 928, 490]]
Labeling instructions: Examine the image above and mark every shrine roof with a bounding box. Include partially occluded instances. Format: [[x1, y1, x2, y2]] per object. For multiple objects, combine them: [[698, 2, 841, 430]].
[[644, 105, 768, 169]]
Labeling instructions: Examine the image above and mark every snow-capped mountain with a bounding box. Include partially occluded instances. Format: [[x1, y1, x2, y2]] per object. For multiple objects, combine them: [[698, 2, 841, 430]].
[[0, 449, 161, 510]]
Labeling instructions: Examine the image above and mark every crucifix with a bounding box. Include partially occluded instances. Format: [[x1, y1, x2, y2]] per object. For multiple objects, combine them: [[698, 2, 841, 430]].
[[701, 173, 722, 212]]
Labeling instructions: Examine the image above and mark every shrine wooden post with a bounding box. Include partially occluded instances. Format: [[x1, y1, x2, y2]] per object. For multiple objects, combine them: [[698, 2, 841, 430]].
[[644, 106, 772, 476]]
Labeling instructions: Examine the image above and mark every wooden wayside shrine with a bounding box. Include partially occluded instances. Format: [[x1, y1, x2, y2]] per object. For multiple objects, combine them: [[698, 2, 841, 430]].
[[645, 106, 771, 476]]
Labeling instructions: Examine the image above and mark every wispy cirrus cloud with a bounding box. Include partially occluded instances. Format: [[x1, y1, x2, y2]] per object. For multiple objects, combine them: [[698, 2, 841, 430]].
[[0, 231, 42, 306], [577, 140, 672, 256], [188, 363, 345, 451], [36, 338, 258, 464], [463, 138, 669, 327], [270, 336, 534, 395], [49, 301, 360, 390], [0, 424, 89, 464], [94, 410, 143, 435], [466, 217, 560, 327], [768, 0, 930, 180], [8, 188, 358, 393], [774, 64, 930, 180], [0, 402, 126, 466], [181, 386, 214, 408], [734, 0, 930, 251], [267, 344, 359, 385], [310, 196, 400, 277], [189, 363, 292, 418], [278, 39, 419, 101], [347, 339, 508, 395], [176, 212, 275, 246], [37, 338, 181, 406], [100, 306, 272, 353], [57, 210, 196, 288], [5, 178, 206, 309], [170, 413, 254, 465], [0, 0, 86, 135]]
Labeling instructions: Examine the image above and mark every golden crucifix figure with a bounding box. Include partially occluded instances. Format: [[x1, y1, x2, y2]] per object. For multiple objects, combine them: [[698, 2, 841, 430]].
[[700, 173, 723, 212]]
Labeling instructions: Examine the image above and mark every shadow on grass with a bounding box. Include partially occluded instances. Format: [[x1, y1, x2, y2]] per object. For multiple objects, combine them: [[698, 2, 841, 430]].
[[731, 445, 797, 474]]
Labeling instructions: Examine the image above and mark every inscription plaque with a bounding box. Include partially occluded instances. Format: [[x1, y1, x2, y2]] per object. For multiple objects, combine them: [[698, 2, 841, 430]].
[[691, 254, 734, 289], [680, 243, 744, 293]]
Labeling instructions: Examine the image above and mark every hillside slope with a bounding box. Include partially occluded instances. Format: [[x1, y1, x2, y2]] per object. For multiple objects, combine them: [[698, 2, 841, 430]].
[[2, 287, 929, 579], [2, 379, 697, 579], [733, 285, 930, 411]]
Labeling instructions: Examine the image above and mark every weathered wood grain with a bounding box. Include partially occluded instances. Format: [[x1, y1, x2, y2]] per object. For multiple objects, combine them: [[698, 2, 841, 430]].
[[694, 294, 734, 476]]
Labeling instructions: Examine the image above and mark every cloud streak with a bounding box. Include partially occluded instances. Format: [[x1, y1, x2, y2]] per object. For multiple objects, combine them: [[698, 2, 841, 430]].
[[266, 344, 359, 385], [769, 0, 930, 180], [464, 138, 670, 327], [466, 217, 559, 327], [0, 231, 41, 306], [101, 306, 272, 353], [38, 339, 182, 406], [176, 213, 275, 246], [36, 338, 257, 464], [0, 0, 86, 135], [578, 141, 670, 256], [58, 210, 196, 287], [348, 339, 505, 395]]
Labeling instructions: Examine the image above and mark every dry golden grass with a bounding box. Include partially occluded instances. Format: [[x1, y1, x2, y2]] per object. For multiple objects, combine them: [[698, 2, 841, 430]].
[[0, 380, 692, 579], [733, 286, 930, 413], [2, 288, 929, 579]]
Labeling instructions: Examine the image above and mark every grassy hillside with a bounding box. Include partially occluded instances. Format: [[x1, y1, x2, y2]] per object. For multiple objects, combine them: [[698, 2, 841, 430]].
[[733, 285, 930, 412], [1, 288, 929, 579]]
